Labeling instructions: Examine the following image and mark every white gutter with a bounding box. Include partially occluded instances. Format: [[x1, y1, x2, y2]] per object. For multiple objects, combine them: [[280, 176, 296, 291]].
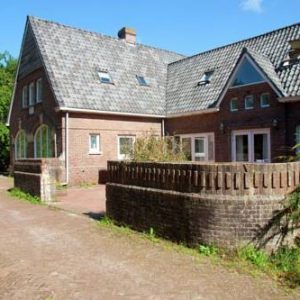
[[65, 112, 69, 184], [278, 96, 300, 103], [165, 107, 219, 118], [58, 106, 164, 119], [161, 119, 165, 137]]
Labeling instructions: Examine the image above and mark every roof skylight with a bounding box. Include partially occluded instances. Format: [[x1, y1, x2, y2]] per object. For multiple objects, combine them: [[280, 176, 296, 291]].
[[136, 75, 148, 86], [198, 70, 214, 85], [98, 71, 113, 84]]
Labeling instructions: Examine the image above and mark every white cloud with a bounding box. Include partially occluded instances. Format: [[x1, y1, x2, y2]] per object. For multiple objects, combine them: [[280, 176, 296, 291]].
[[241, 0, 263, 13]]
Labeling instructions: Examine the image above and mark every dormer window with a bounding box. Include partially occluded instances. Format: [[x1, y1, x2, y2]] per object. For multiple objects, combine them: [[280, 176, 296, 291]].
[[98, 71, 113, 84], [231, 57, 264, 87], [198, 70, 214, 85], [136, 75, 148, 86]]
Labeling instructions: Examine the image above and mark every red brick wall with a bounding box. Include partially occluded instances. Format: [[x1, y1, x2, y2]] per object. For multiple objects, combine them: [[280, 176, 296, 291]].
[[9, 67, 63, 166], [165, 82, 291, 162], [66, 113, 162, 184]]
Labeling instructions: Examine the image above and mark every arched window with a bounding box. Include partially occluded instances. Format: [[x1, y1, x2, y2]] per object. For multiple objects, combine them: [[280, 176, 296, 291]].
[[34, 125, 54, 158], [15, 130, 27, 159]]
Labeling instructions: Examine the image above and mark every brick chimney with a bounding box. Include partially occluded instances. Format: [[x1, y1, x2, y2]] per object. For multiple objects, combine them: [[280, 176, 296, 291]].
[[118, 27, 136, 44]]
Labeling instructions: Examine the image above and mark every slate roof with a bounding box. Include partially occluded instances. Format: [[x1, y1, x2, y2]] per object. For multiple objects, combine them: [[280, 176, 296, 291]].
[[166, 23, 300, 115], [28, 16, 185, 116], [245, 48, 286, 96], [27, 17, 300, 117]]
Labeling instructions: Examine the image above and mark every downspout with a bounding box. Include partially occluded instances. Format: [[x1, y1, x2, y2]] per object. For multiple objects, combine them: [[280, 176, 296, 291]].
[[65, 112, 69, 184], [161, 119, 165, 137]]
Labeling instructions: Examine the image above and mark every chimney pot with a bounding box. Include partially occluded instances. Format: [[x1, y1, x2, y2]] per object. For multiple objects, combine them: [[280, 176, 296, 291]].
[[118, 27, 136, 44]]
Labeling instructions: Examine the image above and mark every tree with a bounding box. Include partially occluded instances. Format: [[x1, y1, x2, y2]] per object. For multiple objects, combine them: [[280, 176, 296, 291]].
[[0, 51, 17, 172]]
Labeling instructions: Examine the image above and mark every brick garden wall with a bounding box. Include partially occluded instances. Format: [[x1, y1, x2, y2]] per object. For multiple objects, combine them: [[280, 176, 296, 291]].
[[106, 161, 300, 249], [14, 158, 63, 202]]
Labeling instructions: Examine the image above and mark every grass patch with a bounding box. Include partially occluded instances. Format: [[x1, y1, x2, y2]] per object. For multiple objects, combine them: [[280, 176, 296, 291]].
[[9, 188, 41, 205], [97, 215, 300, 289]]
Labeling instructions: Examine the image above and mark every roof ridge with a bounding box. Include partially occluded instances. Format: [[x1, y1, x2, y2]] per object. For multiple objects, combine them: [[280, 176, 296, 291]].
[[28, 15, 185, 59], [168, 21, 300, 66]]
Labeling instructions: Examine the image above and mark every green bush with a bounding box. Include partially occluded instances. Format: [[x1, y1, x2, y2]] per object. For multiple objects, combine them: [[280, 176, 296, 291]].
[[271, 246, 300, 286], [237, 245, 269, 269], [198, 244, 219, 256], [130, 133, 187, 162]]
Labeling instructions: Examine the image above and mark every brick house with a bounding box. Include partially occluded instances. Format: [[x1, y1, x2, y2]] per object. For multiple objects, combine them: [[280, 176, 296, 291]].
[[7, 17, 300, 184]]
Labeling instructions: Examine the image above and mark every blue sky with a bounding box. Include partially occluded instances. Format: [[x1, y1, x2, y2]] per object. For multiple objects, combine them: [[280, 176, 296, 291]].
[[1, 0, 299, 58]]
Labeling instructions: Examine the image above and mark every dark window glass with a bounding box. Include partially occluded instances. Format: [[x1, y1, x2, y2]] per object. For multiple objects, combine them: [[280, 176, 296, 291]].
[[136, 75, 148, 86], [232, 58, 264, 87]]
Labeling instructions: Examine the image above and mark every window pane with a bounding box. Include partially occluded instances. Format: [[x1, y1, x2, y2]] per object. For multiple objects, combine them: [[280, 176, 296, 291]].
[[90, 134, 99, 152], [22, 86, 28, 108], [245, 95, 254, 109], [260, 93, 269, 107], [36, 79, 42, 103], [29, 82, 35, 106], [230, 98, 238, 111], [34, 125, 53, 158], [119, 137, 134, 155], [16, 131, 27, 159], [254, 134, 268, 162], [232, 58, 264, 87], [236, 135, 249, 162], [195, 138, 204, 153]]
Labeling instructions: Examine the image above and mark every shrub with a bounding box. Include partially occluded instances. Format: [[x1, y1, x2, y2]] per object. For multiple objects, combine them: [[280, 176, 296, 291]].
[[237, 245, 269, 269], [129, 133, 187, 162], [271, 246, 300, 286]]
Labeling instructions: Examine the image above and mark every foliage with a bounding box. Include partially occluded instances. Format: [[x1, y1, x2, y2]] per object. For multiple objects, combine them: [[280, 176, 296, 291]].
[[270, 246, 300, 286], [237, 245, 269, 269], [0, 51, 17, 172], [9, 188, 41, 205], [129, 132, 187, 162], [198, 244, 219, 256], [285, 189, 300, 229]]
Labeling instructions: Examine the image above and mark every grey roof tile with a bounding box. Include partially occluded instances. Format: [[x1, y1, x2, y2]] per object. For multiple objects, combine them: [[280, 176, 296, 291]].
[[29, 16, 184, 116], [166, 23, 300, 115], [28, 17, 300, 117]]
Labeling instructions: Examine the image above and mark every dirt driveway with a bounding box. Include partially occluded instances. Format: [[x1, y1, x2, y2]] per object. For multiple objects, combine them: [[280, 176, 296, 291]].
[[0, 176, 299, 299]]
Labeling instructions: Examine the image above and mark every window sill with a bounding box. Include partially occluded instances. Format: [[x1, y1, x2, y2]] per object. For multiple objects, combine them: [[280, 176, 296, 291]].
[[89, 152, 102, 155]]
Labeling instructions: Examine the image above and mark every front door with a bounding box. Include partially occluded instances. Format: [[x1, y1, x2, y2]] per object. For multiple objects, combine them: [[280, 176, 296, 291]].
[[232, 129, 270, 163]]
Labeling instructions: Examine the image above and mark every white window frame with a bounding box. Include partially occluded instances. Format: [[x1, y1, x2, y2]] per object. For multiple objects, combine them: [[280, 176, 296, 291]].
[[232, 128, 271, 163], [260, 93, 270, 108], [117, 135, 136, 160], [36, 78, 43, 103], [29, 82, 35, 106], [177, 133, 215, 162], [244, 95, 254, 110], [230, 97, 238, 112], [89, 134, 101, 154], [22, 85, 28, 108]]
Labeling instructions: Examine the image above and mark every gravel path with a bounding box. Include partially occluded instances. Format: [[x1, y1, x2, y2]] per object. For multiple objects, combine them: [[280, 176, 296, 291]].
[[0, 176, 299, 299]]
